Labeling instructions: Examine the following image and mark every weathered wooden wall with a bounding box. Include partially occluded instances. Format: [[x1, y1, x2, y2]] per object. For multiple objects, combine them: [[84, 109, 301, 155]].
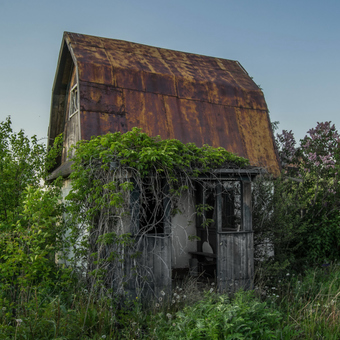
[[122, 234, 172, 299], [217, 231, 254, 293], [140, 235, 172, 297], [62, 67, 79, 163]]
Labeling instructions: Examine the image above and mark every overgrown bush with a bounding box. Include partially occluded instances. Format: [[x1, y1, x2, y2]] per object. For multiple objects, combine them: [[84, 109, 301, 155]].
[[0, 117, 69, 334], [253, 121, 340, 276]]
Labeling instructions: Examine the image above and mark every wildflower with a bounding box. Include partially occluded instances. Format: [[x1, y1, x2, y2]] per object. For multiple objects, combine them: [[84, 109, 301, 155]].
[[155, 303, 160, 308], [209, 288, 214, 293], [2, 307, 6, 311], [172, 323, 176, 326], [158, 297, 163, 302], [166, 313, 172, 319], [101, 336, 106, 339], [211, 282, 215, 286], [16, 319, 23, 325], [286, 273, 290, 276], [172, 299, 175, 304], [132, 322, 137, 326], [160, 290, 165, 296], [176, 295, 180, 299], [183, 295, 187, 299]]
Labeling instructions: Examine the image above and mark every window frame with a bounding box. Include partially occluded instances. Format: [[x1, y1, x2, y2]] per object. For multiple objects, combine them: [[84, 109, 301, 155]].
[[69, 83, 79, 119]]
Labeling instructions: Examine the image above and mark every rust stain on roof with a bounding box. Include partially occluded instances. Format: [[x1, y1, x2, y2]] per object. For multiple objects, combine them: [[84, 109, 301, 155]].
[[52, 32, 280, 175]]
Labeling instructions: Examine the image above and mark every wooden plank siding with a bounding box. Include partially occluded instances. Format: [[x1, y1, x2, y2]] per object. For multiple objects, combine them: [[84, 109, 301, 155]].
[[138, 234, 172, 298], [242, 180, 252, 231], [217, 231, 254, 293], [112, 234, 171, 299]]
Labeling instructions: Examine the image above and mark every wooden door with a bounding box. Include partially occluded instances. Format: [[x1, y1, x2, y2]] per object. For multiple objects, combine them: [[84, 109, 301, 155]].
[[216, 180, 254, 293]]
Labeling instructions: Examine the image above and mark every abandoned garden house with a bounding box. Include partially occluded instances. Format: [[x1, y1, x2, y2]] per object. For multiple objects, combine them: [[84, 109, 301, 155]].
[[47, 32, 280, 298]]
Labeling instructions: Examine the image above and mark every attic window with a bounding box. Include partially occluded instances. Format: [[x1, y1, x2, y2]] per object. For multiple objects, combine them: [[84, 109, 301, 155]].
[[69, 84, 79, 119]]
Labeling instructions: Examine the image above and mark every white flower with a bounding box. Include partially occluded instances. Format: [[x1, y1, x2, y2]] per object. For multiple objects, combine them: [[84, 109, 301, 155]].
[[209, 288, 214, 293], [155, 303, 160, 308], [16, 319, 23, 325], [286, 273, 290, 276], [211, 282, 215, 286], [101, 336, 106, 339], [172, 299, 175, 304], [2, 307, 6, 311], [172, 323, 176, 326], [158, 297, 163, 302], [166, 313, 172, 319], [132, 322, 137, 326], [160, 290, 165, 296], [183, 295, 187, 299]]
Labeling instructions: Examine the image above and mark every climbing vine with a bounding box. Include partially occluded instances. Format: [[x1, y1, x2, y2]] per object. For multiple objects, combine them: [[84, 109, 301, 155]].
[[65, 128, 250, 297]]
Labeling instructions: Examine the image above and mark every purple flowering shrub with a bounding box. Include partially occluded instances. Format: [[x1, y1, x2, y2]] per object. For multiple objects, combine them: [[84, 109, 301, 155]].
[[276, 129, 296, 166], [254, 122, 340, 271], [277, 122, 340, 202]]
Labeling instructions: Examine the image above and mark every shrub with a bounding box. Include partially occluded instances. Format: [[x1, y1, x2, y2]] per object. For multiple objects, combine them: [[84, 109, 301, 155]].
[[253, 121, 340, 276], [153, 290, 297, 339]]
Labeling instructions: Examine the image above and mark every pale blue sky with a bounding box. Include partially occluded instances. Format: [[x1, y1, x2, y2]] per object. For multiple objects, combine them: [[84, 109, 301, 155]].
[[0, 0, 339, 143]]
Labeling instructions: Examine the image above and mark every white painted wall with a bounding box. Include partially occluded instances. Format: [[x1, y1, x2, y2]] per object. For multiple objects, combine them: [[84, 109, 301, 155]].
[[171, 193, 198, 269]]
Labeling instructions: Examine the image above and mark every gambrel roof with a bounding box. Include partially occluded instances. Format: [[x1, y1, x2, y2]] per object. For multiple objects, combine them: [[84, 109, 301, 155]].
[[48, 32, 280, 175]]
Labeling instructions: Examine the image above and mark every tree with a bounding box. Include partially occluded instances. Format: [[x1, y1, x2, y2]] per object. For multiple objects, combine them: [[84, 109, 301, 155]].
[[0, 117, 45, 222], [0, 117, 65, 290]]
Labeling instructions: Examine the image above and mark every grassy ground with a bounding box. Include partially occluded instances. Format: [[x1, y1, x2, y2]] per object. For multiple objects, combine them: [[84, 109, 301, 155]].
[[1, 265, 340, 339]]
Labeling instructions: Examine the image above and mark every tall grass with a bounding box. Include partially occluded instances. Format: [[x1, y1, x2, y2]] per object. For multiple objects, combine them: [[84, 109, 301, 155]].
[[1, 265, 340, 339], [274, 264, 340, 339]]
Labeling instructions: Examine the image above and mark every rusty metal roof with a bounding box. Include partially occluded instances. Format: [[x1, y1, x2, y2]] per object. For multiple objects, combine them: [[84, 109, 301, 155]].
[[49, 32, 280, 175]]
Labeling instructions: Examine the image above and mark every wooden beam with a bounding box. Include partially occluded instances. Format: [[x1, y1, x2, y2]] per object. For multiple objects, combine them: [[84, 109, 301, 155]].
[[242, 180, 252, 231]]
